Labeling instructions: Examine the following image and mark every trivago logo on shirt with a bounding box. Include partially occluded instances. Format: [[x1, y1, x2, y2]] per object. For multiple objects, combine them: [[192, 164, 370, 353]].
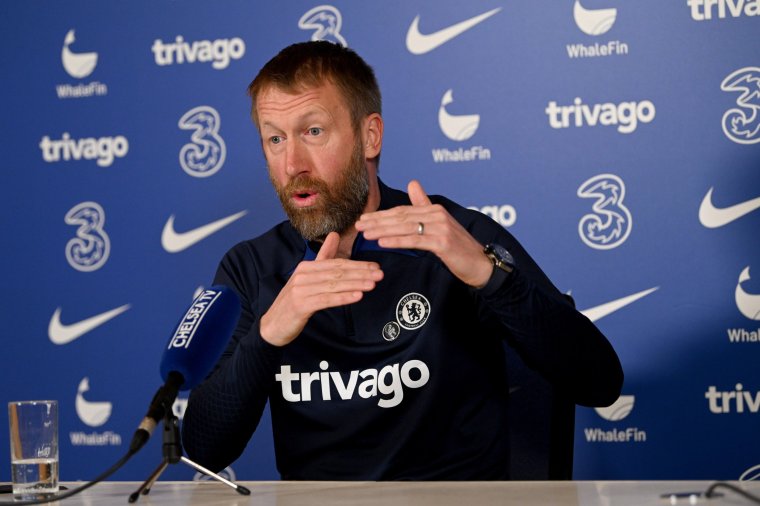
[[275, 359, 430, 408]]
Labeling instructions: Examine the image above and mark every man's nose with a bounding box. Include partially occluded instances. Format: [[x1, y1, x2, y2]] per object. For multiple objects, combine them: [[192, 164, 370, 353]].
[[285, 140, 309, 177]]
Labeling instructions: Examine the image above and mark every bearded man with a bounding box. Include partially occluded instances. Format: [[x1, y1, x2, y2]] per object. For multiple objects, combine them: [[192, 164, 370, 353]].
[[182, 41, 623, 480]]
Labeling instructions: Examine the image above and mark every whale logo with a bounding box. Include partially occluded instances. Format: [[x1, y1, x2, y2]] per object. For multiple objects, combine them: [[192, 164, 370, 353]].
[[573, 0, 617, 36], [595, 395, 634, 421], [298, 5, 347, 47], [76, 377, 112, 427], [61, 29, 98, 79], [438, 89, 480, 141], [736, 267, 760, 320]]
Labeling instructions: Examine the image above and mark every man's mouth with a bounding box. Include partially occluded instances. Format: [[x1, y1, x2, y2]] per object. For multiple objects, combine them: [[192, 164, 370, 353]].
[[291, 190, 319, 207]]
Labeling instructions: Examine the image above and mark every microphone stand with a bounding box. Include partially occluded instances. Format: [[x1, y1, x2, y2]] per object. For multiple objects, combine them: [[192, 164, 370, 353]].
[[128, 410, 250, 503]]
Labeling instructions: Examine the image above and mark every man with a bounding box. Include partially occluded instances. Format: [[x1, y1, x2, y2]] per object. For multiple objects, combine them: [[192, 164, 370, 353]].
[[182, 41, 623, 480]]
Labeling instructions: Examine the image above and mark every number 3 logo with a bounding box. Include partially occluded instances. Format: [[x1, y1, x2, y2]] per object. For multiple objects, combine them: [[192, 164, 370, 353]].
[[65, 201, 110, 272], [178, 105, 226, 178], [577, 173, 632, 250]]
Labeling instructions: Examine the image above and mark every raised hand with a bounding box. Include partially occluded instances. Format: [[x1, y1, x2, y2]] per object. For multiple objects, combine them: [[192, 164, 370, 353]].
[[259, 231, 384, 346], [355, 180, 492, 288]]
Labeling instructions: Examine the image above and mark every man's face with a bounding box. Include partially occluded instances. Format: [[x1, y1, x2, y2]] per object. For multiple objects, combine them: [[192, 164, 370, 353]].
[[257, 82, 369, 241]]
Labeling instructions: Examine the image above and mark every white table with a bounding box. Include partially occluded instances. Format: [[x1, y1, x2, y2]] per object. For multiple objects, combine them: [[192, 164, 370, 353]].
[[24, 480, 754, 506]]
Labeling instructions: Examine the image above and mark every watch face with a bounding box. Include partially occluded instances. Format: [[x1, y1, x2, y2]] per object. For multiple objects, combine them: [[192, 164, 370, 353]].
[[488, 243, 514, 266]]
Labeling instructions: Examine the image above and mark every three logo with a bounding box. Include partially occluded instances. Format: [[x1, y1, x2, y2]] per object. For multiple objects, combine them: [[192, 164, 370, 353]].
[[299, 5, 347, 46], [577, 174, 632, 250], [178, 105, 226, 178], [721, 67, 760, 145], [64, 201, 111, 272]]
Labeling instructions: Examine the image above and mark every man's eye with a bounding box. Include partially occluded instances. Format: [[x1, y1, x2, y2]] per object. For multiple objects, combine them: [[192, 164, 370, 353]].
[[307, 127, 322, 136], [270, 136, 282, 144]]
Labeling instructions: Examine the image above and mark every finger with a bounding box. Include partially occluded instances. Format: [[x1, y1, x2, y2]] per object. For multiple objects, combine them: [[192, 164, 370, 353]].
[[408, 180, 432, 207], [291, 265, 384, 287], [315, 231, 340, 261], [296, 257, 382, 274], [359, 220, 430, 240]]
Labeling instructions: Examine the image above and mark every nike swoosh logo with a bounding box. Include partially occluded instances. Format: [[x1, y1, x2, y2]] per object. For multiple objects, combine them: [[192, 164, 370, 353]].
[[49, 304, 131, 345], [699, 187, 760, 228], [580, 287, 659, 322], [406, 8, 501, 55], [161, 210, 248, 253]]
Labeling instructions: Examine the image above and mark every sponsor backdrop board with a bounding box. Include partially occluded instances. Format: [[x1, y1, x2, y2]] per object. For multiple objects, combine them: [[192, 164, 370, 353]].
[[1, 0, 759, 483]]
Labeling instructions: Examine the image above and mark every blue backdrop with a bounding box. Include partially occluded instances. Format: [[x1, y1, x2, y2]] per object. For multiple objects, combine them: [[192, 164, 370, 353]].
[[1, 0, 759, 483]]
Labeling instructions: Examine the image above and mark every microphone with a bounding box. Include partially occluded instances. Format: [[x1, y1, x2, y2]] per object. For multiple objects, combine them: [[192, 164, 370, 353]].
[[128, 286, 240, 454]]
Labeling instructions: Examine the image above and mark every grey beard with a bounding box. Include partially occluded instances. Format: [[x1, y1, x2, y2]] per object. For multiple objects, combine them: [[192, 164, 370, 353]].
[[271, 141, 369, 241]]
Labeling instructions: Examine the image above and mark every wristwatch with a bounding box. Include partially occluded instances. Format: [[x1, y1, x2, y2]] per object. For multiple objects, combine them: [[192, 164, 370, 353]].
[[484, 243, 514, 274]]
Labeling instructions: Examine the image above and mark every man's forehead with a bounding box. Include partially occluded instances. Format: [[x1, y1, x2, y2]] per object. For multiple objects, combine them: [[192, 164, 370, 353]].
[[257, 82, 341, 110], [256, 82, 349, 128]]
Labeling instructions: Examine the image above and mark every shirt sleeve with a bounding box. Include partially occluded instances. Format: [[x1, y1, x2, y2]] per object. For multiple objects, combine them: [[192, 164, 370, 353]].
[[468, 209, 624, 408], [181, 247, 283, 472]]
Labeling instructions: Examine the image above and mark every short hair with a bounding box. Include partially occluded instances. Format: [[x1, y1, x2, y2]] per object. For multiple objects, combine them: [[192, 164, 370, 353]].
[[247, 41, 382, 132]]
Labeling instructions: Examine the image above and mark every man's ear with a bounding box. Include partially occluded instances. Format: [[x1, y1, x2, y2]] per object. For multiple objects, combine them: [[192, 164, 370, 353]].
[[362, 113, 383, 159]]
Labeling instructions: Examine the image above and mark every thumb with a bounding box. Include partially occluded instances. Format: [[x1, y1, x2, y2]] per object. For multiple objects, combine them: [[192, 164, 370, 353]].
[[408, 180, 432, 207], [315, 231, 340, 261]]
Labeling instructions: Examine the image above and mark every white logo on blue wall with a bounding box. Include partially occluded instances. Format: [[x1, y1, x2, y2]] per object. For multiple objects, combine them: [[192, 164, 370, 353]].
[[70, 377, 122, 446], [577, 174, 632, 250], [727, 266, 760, 343], [721, 67, 760, 145], [179, 106, 226, 178], [595, 395, 634, 421], [299, 5, 347, 47], [584, 395, 646, 443], [61, 29, 97, 78], [699, 187, 760, 228], [40, 133, 128, 167], [432, 89, 491, 163], [546, 98, 655, 133], [468, 204, 517, 228], [57, 29, 108, 99], [65, 201, 110, 272], [439, 89, 480, 141], [76, 377, 112, 427], [736, 267, 760, 320], [706, 384, 760, 413], [567, 1, 628, 59], [406, 8, 501, 55], [152, 36, 245, 69], [688, 0, 760, 21], [573, 0, 617, 35]]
